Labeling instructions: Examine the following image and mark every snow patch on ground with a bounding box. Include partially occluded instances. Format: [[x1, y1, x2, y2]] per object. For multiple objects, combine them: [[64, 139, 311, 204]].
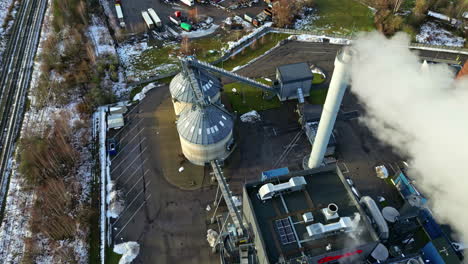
[[117, 41, 179, 81], [88, 15, 116, 57], [240, 110, 261, 123], [416, 21, 465, 47], [114, 242, 140, 264], [181, 24, 219, 38], [133, 82, 159, 101], [225, 22, 272, 52], [294, 8, 320, 30]]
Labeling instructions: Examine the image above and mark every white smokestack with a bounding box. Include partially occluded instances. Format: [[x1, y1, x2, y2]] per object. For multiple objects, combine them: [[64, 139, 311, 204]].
[[308, 48, 353, 168], [350, 31, 468, 243]]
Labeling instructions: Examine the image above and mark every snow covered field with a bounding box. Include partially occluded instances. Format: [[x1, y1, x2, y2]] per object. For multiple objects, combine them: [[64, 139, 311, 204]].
[[88, 15, 116, 57], [117, 41, 179, 81], [416, 21, 465, 47]]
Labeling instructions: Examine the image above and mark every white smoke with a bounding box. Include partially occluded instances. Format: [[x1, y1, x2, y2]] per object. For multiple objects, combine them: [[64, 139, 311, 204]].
[[349, 32, 468, 243]]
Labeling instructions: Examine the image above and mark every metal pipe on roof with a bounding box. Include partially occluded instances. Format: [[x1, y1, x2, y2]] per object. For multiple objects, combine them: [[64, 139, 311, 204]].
[[307, 48, 353, 169]]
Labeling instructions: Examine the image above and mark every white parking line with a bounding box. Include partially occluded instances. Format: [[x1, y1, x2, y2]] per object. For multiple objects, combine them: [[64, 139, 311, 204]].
[[112, 136, 146, 162], [114, 154, 148, 181], [114, 180, 151, 224], [113, 118, 143, 140], [117, 119, 143, 143], [122, 162, 148, 185], [114, 194, 152, 238], [125, 169, 149, 196], [112, 145, 147, 175]]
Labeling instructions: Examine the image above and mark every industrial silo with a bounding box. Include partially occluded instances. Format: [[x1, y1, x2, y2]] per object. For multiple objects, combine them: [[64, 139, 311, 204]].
[[176, 105, 234, 166], [169, 69, 221, 116]]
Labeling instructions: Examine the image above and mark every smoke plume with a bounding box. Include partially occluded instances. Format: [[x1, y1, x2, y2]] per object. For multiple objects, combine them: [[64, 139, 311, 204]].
[[349, 32, 468, 243]]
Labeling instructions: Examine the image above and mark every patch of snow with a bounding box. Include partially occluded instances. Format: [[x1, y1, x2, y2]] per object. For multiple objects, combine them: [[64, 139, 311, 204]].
[[0, 0, 18, 64], [117, 41, 179, 81], [294, 8, 320, 30], [114, 242, 140, 264], [133, 82, 159, 101], [290, 34, 323, 43], [240, 110, 261, 123], [88, 15, 116, 57], [416, 21, 465, 47], [178, 166, 184, 172], [180, 24, 219, 38], [206, 229, 218, 248], [225, 22, 272, 52]]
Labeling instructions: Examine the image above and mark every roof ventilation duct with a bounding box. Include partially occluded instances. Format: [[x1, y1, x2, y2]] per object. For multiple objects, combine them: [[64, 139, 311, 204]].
[[322, 203, 339, 221]]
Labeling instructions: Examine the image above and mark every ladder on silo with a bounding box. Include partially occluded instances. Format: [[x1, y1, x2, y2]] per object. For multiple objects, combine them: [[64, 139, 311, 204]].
[[181, 59, 207, 105], [185, 57, 278, 93], [210, 160, 245, 234]]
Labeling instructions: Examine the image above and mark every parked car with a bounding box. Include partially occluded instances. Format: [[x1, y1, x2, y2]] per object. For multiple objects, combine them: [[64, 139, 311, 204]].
[[108, 138, 118, 156]]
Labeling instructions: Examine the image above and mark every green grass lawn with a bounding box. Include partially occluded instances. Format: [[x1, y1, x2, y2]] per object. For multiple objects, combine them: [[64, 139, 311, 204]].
[[193, 36, 227, 63], [312, 73, 326, 84], [105, 247, 122, 264], [298, 0, 375, 35], [308, 88, 328, 105], [224, 79, 281, 114], [218, 33, 291, 71], [134, 45, 179, 72]]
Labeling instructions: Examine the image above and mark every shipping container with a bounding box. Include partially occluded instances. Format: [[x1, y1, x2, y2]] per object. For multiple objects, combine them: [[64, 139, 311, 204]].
[[244, 13, 254, 23], [180, 22, 192, 31], [148, 8, 162, 27], [115, 4, 125, 27]]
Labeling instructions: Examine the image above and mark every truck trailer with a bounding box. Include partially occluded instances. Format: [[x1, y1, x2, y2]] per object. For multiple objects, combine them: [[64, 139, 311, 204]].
[[141, 11, 154, 29], [148, 8, 162, 28], [115, 4, 125, 27]]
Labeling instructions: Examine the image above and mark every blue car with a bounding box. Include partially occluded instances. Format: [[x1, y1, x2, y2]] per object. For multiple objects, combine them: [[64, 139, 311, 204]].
[[107, 138, 118, 156]]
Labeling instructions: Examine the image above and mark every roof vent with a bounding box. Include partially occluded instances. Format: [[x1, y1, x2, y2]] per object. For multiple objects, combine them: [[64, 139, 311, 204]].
[[302, 212, 314, 223], [258, 177, 307, 200], [322, 203, 339, 221], [306, 217, 354, 239]]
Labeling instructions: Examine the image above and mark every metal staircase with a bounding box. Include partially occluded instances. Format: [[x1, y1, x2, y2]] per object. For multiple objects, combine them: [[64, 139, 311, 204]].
[[210, 160, 245, 235], [185, 57, 277, 93], [181, 59, 208, 105]]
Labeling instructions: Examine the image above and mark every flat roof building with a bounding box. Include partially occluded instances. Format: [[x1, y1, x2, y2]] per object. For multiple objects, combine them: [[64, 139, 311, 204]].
[[276, 63, 313, 102], [242, 166, 379, 264]]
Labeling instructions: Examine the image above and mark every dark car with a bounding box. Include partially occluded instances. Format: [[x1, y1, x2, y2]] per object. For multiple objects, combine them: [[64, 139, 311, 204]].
[[107, 138, 118, 156]]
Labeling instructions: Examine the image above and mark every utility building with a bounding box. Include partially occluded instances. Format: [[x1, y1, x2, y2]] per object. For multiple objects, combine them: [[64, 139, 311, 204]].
[[242, 166, 380, 264], [276, 62, 313, 101]]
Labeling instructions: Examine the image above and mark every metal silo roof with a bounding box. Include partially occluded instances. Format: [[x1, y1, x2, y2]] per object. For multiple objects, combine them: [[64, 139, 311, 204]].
[[169, 69, 221, 103], [177, 105, 233, 145]]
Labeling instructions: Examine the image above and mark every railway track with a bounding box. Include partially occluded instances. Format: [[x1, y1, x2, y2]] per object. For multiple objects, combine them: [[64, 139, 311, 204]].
[[0, 0, 48, 219]]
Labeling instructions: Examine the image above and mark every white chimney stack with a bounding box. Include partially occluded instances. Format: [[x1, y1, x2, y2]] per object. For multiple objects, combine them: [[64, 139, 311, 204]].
[[308, 48, 353, 169]]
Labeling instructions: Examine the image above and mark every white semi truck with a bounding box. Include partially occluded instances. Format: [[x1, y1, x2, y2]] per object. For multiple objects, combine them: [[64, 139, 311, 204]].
[[148, 8, 162, 28], [141, 11, 154, 29], [115, 4, 125, 27]]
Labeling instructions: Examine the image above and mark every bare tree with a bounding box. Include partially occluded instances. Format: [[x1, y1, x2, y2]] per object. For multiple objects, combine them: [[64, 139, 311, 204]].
[[180, 36, 192, 55], [273, 0, 294, 28]]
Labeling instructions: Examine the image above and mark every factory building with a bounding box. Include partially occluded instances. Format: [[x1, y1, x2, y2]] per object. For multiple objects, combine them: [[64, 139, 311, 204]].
[[242, 165, 380, 264], [169, 68, 222, 116], [276, 63, 313, 101], [176, 104, 234, 166]]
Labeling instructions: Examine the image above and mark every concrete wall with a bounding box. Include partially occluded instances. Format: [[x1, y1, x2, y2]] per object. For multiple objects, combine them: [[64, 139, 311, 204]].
[[242, 189, 271, 264], [179, 130, 233, 166]]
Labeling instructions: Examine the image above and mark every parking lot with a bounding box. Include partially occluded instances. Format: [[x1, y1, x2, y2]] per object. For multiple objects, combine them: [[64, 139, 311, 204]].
[[113, 0, 267, 35], [109, 85, 219, 263]]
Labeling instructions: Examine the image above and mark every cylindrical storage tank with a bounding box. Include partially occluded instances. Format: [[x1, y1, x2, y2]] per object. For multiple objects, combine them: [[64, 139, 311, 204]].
[[177, 105, 234, 166], [169, 69, 221, 116]]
